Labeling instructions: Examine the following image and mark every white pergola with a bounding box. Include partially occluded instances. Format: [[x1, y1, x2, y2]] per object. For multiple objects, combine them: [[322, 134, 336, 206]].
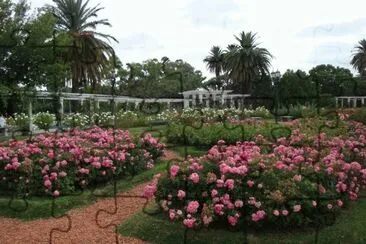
[[335, 96, 366, 108], [181, 88, 250, 109], [18, 89, 251, 132]]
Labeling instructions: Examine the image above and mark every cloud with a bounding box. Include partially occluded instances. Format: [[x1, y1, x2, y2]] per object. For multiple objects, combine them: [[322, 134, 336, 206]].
[[182, 0, 240, 29], [118, 33, 163, 51], [298, 18, 366, 38], [307, 42, 354, 67]]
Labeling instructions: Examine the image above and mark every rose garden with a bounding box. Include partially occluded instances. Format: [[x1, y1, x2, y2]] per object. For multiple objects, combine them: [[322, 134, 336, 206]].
[[2, 0, 366, 243]]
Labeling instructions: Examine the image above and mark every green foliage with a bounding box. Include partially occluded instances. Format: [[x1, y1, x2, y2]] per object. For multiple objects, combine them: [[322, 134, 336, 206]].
[[349, 109, 366, 124], [224, 31, 273, 94], [63, 113, 90, 128], [118, 58, 205, 98], [33, 112, 55, 131], [309, 64, 353, 96], [118, 199, 366, 243], [6, 113, 30, 131]]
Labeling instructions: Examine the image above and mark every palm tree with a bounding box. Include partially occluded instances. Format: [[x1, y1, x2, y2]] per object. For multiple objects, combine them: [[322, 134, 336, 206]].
[[351, 39, 366, 77], [224, 31, 272, 94], [52, 0, 117, 93], [203, 46, 224, 88]]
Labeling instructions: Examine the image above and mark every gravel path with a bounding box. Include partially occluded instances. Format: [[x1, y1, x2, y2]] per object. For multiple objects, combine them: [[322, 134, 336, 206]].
[[0, 150, 181, 244]]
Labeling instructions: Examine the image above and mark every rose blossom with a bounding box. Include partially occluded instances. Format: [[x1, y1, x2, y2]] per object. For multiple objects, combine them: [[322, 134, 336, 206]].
[[293, 205, 301, 212], [234, 200, 243, 208], [170, 165, 180, 177], [183, 218, 196, 228], [177, 190, 186, 200], [187, 201, 199, 214], [189, 173, 200, 184]]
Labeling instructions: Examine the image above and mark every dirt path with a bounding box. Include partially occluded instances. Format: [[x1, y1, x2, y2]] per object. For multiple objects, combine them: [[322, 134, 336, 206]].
[[0, 150, 181, 244]]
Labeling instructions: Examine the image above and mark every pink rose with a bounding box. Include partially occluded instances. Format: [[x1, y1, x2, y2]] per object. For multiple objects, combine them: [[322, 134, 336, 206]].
[[337, 200, 343, 207], [44, 179, 52, 189], [273, 210, 280, 216], [214, 204, 225, 215], [143, 184, 157, 198], [247, 180, 255, 188], [189, 173, 200, 184], [228, 216, 238, 226], [52, 190, 60, 197], [234, 200, 243, 208], [211, 189, 218, 198], [187, 201, 199, 214], [282, 209, 289, 216], [183, 218, 196, 228], [224, 179, 235, 190], [177, 190, 186, 200], [202, 215, 213, 225], [293, 175, 302, 182], [170, 165, 180, 177]]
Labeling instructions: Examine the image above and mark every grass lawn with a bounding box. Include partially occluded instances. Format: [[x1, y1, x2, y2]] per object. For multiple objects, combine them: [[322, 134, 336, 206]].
[[118, 198, 366, 244], [0, 160, 168, 220], [167, 145, 210, 158]]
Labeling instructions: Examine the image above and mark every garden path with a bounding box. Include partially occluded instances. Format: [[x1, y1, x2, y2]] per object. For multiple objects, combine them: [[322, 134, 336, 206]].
[[0, 150, 180, 244]]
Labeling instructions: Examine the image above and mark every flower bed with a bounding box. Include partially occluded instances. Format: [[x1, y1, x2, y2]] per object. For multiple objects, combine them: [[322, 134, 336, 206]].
[[145, 120, 366, 230], [0, 127, 165, 197]]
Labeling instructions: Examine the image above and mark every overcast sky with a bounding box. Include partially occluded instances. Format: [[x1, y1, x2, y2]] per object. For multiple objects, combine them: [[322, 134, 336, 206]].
[[29, 0, 366, 78]]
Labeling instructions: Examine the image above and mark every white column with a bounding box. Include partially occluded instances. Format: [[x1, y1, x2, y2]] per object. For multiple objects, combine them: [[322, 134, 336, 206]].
[[134, 101, 139, 109], [59, 97, 64, 120], [335, 98, 338, 108], [348, 98, 351, 107], [199, 94, 203, 104], [354, 98, 357, 108], [362, 98, 365, 106], [167, 101, 171, 109], [230, 97, 235, 109], [212, 94, 217, 108], [341, 98, 344, 108], [192, 94, 196, 107], [81, 99, 84, 106], [183, 95, 189, 108], [28, 101, 33, 132]]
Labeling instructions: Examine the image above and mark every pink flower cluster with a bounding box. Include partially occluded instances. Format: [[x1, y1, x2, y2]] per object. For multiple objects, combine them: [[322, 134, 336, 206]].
[[150, 120, 366, 230], [1, 127, 164, 197]]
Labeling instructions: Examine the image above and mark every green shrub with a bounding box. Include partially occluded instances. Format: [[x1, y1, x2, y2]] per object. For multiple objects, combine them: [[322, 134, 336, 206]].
[[6, 113, 30, 132], [349, 109, 366, 124], [33, 112, 55, 131]]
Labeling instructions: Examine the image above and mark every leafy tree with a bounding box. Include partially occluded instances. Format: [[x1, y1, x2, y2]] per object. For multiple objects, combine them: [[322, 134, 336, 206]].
[[51, 0, 117, 93], [224, 31, 272, 94], [203, 46, 225, 88], [309, 64, 353, 96], [118, 58, 205, 98], [279, 70, 315, 105], [351, 39, 366, 77], [0, 0, 62, 114]]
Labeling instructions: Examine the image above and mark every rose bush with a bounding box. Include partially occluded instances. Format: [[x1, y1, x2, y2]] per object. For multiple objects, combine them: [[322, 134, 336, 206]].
[[0, 127, 165, 197], [146, 120, 366, 230]]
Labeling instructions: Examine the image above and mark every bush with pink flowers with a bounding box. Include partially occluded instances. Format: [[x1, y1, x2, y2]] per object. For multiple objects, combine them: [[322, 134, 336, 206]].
[[147, 120, 366, 230], [0, 127, 165, 197]]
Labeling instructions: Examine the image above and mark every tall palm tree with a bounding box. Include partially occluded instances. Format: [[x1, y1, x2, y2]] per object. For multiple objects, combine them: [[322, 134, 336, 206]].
[[224, 31, 272, 94], [52, 0, 117, 93], [203, 46, 224, 87], [351, 39, 366, 77]]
